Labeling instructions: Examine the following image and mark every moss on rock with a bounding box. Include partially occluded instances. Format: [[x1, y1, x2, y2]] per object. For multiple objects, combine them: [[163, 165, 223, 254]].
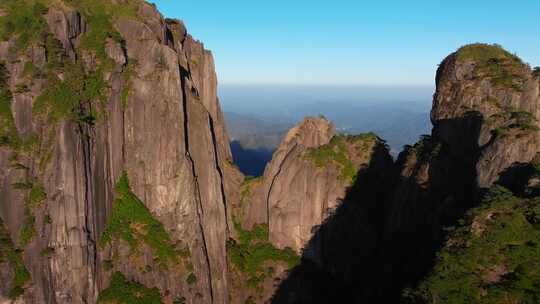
[[0, 219, 31, 299], [11, 181, 46, 247], [98, 271, 162, 304], [0, 0, 48, 54], [33, 63, 106, 123], [304, 133, 378, 183], [0, 62, 20, 148], [456, 44, 529, 91], [100, 171, 188, 267], [228, 220, 299, 290]]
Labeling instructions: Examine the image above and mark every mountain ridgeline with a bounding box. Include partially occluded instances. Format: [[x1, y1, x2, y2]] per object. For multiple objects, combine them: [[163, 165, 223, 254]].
[[0, 1, 539, 303]]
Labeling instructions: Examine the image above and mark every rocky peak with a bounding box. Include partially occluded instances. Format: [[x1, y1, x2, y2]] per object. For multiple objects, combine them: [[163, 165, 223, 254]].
[[381, 44, 540, 302], [280, 116, 335, 149], [230, 114, 392, 303], [433, 43, 535, 122], [1, 2, 539, 302], [239, 117, 332, 225], [431, 43, 540, 187]]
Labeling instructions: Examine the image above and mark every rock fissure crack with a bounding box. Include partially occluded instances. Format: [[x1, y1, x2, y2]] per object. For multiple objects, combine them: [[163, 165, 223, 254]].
[[208, 114, 230, 235], [179, 66, 215, 303]]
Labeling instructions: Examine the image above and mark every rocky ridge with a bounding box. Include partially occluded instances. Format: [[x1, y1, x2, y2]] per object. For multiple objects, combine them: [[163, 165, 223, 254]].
[[0, 1, 539, 303], [381, 43, 540, 302], [230, 116, 393, 303]]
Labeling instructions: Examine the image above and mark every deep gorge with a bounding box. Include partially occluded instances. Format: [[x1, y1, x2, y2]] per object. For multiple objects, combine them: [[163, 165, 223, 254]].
[[0, 1, 539, 303]]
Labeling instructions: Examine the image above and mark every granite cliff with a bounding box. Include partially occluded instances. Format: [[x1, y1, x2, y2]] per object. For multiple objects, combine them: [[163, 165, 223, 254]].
[[229, 116, 392, 303], [380, 44, 540, 303], [0, 1, 539, 303], [0, 1, 238, 303], [236, 44, 540, 303]]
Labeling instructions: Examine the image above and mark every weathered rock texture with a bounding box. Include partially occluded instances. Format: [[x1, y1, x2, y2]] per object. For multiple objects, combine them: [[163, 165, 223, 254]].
[[231, 117, 393, 303], [268, 44, 540, 304], [382, 44, 540, 301], [241, 117, 335, 240], [0, 1, 239, 303], [2, 3, 539, 303], [432, 44, 540, 188]]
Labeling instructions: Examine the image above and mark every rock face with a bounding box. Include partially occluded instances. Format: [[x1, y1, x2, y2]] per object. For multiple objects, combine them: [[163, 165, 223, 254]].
[[231, 117, 394, 303], [1, 3, 539, 303], [432, 44, 540, 188], [382, 44, 540, 301], [241, 117, 336, 238], [240, 116, 388, 252], [0, 1, 239, 303], [261, 44, 540, 304]]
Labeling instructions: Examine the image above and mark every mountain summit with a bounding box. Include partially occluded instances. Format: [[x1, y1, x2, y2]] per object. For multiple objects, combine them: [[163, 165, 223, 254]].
[[0, 1, 539, 303]]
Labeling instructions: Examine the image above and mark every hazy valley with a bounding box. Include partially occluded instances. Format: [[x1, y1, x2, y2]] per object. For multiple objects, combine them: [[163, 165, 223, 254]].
[[0, 1, 539, 304], [222, 86, 432, 175]]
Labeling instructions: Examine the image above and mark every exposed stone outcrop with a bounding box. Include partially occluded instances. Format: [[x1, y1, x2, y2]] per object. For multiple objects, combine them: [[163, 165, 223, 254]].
[[241, 117, 336, 232], [432, 43, 540, 188], [2, 2, 539, 302], [388, 44, 540, 239], [232, 117, 393, 303], [46, 8, 86, 59], [0, 1, 239, 303], [381, 44, 540, 301], [266, 44, 540, 304]]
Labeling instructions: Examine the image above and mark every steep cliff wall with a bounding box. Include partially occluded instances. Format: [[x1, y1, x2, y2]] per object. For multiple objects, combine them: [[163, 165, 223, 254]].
[[0, 1, 239, 303], [432, 43, 540, 188], [231, 117, 393, 303], [397, 45, 540, 304], [2, 3, 539, 303], [266, 44, 540, 304], [382, 43, 540, 300]]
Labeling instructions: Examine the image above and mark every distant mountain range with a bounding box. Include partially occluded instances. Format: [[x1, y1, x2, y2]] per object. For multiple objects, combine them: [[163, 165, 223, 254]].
[[2, 1, 539, 302], [224, 96, 432, 175]]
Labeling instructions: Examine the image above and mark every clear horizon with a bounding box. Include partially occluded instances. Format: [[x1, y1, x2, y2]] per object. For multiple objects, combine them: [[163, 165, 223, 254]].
[[152, 0, 540, 86]]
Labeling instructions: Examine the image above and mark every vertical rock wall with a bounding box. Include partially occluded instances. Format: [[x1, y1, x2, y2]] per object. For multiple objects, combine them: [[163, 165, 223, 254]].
[[0, 1, 239, 303]]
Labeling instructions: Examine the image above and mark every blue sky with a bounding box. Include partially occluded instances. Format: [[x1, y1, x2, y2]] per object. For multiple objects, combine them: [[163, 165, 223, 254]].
[[152, 0, 540, 86]]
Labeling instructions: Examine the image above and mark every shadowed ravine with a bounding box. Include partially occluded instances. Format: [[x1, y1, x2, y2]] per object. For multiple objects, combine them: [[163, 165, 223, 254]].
[[0, 1, 539, 303]]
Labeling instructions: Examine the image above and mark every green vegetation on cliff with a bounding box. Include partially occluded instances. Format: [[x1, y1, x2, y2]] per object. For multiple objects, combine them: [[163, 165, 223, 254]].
[[240, 176, 262, 204], [406, 186, 540, 303], [79, 8, 123, 62], [0, 0, 140, 60], [68, 0, 141, 64], [100, 171, 188, 267], [456, 44, 528, 91], [0, 0, 133, 125], [18, 211, 35, 247], [0, 1, 48, 54], [404, 134, 442, 162], [0, 62, 19, 147], [490, 110, 539, 138], [0, 219, 31, 299], [11, 181, 46, 247], [98, 271, 162, 304], [33, 63, 106, 122], [228, 220, 299, 290], [121, 61, 138, 109], [304, 133, 377, 183]]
